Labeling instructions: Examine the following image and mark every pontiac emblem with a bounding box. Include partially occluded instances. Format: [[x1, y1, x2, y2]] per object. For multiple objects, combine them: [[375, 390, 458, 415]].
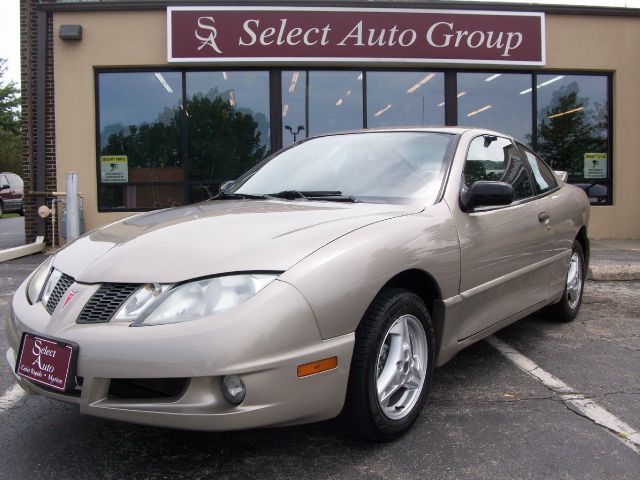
[[62, 290, 78, 309]]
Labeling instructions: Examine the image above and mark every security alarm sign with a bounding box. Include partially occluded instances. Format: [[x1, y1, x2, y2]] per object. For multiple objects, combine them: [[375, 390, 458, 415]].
[[100, 155, 129, 183], [584, 153, 607, 179]]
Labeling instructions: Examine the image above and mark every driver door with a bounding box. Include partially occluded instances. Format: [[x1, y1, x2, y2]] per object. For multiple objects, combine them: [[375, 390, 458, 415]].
[[451, 135, 553, 340]]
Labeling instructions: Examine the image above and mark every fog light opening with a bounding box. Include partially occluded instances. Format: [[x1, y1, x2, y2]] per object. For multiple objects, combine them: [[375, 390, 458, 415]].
[[221, 375, 246, 405]]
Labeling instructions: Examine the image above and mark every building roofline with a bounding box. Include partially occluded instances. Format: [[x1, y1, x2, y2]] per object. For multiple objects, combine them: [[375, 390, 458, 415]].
[[37, 1, 640, 17]]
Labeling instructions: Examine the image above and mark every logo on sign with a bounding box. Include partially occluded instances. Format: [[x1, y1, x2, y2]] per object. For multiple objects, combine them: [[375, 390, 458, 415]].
[[62, 290, 78, 309], [31, 339, 56, 373], [195, 16, 223, 53]]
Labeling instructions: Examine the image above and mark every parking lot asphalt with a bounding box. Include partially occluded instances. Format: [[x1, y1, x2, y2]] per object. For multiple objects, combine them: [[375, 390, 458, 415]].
[[0, 254, 638, 480], [0, 215, 25, 250]]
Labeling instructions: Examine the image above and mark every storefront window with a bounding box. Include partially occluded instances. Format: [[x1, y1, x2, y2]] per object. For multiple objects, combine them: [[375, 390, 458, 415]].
[[308, 71, 363, 137], [367, 72, 444, 128], [98, 71, 184, 209], [96, 69, 612, 211], [185, 71, 271, 202], [535, 74, 610, 204], [457, 73, 533, 142]]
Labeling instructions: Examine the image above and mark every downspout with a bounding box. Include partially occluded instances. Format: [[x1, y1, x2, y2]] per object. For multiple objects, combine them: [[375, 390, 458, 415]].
[[35, 8, 47, 237]]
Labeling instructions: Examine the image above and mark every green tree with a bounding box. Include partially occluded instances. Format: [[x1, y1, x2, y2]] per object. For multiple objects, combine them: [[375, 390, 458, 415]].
[[0, 58, 21, 173]]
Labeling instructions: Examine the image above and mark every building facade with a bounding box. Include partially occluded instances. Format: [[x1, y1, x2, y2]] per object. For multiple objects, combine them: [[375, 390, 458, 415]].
[[20, 1, 640, 242]]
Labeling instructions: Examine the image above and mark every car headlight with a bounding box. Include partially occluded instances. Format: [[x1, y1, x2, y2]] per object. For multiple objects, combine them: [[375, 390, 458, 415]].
[[27, 256, 55, 304], [128, 274, 278, 327]]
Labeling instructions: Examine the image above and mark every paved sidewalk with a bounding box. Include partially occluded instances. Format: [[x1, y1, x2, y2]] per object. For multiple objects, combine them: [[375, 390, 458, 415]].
[[590, 239, 640, 281], [0, 216, 25, 250]]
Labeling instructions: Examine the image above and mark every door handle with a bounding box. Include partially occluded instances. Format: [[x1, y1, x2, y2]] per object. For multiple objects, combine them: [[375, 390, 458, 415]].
[[538, 211, 550, 223]]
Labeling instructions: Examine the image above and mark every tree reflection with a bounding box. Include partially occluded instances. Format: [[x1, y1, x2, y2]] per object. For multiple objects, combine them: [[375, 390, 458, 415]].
[[100, 88, 268, 207], [186, 89, 268, 182], [534, 82, 607, 178]]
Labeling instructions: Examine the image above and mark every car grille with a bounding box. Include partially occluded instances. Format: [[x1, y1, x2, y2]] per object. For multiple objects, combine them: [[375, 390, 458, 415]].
[[77, 283, 140, 324], [45, 273, 75, 314]]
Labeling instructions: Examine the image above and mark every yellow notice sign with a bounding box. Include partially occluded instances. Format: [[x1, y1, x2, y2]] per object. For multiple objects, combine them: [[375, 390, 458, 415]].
[[584, 153, 607, 179], [100, 155, 129, 183]]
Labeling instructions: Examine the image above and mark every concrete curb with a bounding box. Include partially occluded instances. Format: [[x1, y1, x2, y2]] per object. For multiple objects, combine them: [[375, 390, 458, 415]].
[[588, 265, 640, 281], [0, 236, 45, 263]]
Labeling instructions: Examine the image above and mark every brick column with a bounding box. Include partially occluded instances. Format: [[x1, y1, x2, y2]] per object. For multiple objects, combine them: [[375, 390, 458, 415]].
[[20, 0, 56, 245]]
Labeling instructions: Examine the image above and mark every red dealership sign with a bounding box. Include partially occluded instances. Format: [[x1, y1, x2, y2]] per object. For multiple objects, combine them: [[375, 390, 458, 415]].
[[168, 7, 545, 65]]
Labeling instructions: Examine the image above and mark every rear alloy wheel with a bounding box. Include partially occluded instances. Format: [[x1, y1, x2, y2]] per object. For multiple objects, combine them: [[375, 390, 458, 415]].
[[546, 241, 585, 322], [342, 287, 434, 441]]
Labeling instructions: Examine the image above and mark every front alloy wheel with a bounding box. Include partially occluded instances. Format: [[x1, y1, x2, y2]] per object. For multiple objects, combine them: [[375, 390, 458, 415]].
[[342, 287, 434, 441], [376, 314, 428, 420]]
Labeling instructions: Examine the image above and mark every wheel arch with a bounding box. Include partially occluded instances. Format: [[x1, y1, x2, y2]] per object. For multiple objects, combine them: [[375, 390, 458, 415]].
[[576, 226, 590, 270], [380, 269, 445, 358]]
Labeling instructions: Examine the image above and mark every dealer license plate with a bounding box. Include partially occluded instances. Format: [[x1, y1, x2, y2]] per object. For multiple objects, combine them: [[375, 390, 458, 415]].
[[15, 333, 78, 392]]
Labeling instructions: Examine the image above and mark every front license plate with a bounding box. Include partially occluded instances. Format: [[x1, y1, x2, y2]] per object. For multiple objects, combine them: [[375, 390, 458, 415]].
[[15, 333, 78, 392]]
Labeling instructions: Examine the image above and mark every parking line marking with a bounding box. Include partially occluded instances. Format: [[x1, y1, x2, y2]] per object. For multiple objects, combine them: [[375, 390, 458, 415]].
[[486, 335, 640, 454], [0, 384, 25, 412]]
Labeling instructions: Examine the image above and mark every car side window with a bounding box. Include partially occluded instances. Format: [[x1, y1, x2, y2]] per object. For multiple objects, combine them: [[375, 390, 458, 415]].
[[517, 143, 558, 194], [0, 175, 9, 189], [464, 136, 534, 201]]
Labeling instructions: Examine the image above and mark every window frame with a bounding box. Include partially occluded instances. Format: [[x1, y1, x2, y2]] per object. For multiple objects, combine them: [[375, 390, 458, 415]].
[[515, 141, 560, 197], [461, 133, 537, 211]]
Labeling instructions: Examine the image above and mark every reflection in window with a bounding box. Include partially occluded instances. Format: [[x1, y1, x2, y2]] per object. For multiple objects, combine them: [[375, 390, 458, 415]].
[[367, 72, 444, 128], [535, 74, 609, 203], [465, 136, 533, 200], [282, 71, 307, 148], [100, 184, 185, 210], [186, 71, 270, 185], [98, 72, 184, 183], [308, 71, 363, 136], [235, 132, 453, 204], [457, 73, 532, 142], [518, 143, 558, 194]]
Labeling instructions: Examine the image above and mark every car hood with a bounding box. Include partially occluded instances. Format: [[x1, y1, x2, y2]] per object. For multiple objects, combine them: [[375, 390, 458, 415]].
[[53, 199, 423, 284]]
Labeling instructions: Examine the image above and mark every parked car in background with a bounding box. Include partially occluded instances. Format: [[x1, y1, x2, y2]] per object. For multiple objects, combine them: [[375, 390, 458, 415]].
[[0, 172, 25, 217], [5, 128, 590, 441]]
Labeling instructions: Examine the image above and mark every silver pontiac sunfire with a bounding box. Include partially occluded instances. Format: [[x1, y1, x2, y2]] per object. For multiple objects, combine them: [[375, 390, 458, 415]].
[[6, 128, 589, 441]]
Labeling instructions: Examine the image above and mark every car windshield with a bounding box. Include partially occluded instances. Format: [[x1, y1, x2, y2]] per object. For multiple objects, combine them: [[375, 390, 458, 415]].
[[231, 132, 455, 204]]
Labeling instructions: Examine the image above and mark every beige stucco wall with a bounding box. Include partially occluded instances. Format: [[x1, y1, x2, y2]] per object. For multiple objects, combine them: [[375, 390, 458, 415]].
[[53, 10, 640, 238]]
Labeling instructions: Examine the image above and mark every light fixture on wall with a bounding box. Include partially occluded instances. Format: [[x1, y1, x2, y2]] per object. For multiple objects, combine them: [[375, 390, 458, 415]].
[[59, 25, 83, 41]]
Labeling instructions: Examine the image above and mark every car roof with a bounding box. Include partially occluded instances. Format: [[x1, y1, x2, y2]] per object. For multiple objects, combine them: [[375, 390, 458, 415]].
[[310, 126, 514, 139]]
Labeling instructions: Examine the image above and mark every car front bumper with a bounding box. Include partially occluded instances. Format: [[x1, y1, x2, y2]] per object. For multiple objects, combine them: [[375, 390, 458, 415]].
[[5, 276, 354, 431]]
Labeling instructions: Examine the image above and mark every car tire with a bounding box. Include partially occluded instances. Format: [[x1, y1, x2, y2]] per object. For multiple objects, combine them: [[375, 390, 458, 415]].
[[0, 201, 3, 218], [545, 241, 586, 322], [19, 206, 24, 216], [342, 287, 435, 442]]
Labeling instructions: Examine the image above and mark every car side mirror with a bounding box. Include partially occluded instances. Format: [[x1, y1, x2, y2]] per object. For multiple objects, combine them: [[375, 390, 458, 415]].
[[460, 181, 514, 212], [219, 180, 235, 193]]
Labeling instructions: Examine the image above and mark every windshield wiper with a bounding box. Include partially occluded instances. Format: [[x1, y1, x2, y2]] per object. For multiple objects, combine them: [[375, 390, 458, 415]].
[[212, 192, 268, 200], [267, 190, 358, 202]]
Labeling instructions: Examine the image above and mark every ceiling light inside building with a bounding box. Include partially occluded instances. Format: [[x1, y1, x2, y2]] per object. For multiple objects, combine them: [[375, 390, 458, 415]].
[[407, 73, 436, 94], [520, 75, 566, 95], [467, 105, 493, 117], [547, 106, 584, 119], [374, 104, 392, 117], [154, 73, 173, 94]]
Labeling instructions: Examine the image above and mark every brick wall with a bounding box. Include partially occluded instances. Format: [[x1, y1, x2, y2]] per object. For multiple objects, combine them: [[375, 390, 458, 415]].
[[20, 0, 56, 245]]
